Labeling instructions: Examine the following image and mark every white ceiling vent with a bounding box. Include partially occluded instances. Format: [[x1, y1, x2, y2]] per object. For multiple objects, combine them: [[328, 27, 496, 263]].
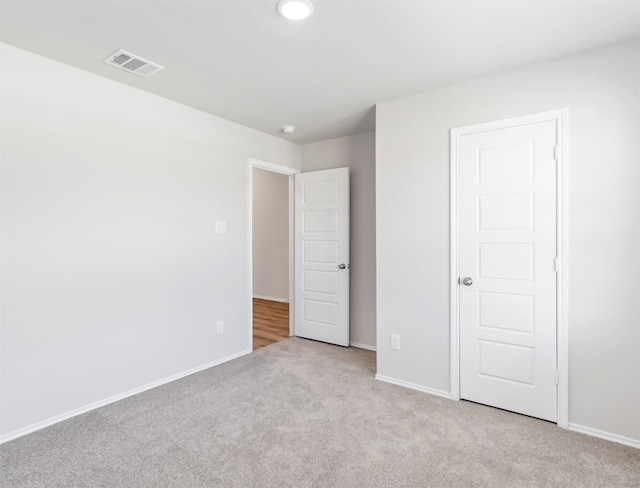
[[102, 50, 164, 78]]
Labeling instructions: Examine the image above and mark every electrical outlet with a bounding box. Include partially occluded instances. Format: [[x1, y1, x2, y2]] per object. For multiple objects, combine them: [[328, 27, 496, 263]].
[[216, 320, 224, 334], [390, 334, 401, 350]]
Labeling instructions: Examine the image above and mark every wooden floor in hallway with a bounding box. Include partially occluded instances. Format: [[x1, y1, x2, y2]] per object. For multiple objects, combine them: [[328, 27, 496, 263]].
[[253, 298, 290, 351]]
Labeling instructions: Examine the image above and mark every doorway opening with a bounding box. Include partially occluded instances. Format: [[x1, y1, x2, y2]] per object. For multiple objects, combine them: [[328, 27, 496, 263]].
[[248, 159, 299, 351]]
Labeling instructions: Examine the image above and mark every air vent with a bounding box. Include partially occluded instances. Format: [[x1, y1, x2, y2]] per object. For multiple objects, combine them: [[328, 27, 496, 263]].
[[102, 50, 164, 78]]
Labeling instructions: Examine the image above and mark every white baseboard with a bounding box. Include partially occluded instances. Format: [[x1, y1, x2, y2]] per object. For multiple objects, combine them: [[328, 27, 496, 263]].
[[253, 294, 289, 303], [568, 423, 640, 449], [0, 349, 252, 445], [350, 341, 376, 351], [372, 379, 640, 449], [375, 374, 451, 400]]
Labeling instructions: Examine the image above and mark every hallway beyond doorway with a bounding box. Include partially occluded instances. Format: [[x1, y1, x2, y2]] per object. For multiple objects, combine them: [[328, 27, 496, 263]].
[[253, 298, 289, 350]]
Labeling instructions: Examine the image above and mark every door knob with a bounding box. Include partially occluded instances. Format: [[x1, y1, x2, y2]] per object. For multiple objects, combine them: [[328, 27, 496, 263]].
[[338, 263, 347, 269], [462, 277, 473, 286]]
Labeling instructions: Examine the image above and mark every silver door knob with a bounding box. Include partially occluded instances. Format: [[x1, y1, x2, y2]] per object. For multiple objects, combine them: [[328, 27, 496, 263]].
[[462, 277, 473, 286], [338, 263, 347, 269]]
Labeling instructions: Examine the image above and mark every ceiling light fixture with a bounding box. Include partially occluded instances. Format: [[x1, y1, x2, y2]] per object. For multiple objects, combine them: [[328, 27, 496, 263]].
[[282, 125, 296, 134], [277, 0, 313, 20]]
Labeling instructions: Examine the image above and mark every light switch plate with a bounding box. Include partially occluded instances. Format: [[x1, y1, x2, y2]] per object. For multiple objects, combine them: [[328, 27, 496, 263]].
[[215, 221, 227, 234]]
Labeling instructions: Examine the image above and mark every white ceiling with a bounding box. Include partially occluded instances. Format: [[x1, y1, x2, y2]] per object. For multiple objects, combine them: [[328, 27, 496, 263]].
[[1, 0, 638, 144]]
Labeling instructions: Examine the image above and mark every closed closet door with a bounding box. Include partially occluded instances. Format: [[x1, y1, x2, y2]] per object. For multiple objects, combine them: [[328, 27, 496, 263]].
[[458, 119, 558, 422]]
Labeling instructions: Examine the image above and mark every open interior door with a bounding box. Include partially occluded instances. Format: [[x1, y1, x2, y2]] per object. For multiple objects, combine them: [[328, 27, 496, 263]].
[[294, 168, 350, 347]]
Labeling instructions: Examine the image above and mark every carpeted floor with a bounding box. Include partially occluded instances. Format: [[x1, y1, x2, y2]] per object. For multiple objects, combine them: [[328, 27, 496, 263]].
[[1, 337, 638, 487]]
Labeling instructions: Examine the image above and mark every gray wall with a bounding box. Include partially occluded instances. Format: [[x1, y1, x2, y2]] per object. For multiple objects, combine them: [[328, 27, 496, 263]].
[[302, 131, 376, 349], [252, 168, 289, 302], [376, 39, 639, 443], [0, 44, 301, 439]]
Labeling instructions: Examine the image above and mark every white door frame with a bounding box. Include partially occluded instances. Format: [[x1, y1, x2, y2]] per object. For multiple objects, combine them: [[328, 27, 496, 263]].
[[248, 158, 300, 349], [449, 109, 569, 428]]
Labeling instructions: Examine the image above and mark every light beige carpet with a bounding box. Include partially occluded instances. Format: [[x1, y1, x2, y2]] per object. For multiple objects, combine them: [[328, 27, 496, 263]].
[[1, 337, 638, 487]]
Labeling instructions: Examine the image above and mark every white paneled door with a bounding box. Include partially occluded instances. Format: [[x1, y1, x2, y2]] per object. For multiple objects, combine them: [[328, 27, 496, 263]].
[[459, 119, 558, 422], [294, 168, 350, 347]]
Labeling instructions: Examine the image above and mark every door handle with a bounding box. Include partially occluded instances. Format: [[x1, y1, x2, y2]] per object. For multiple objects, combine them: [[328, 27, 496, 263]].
[[461, 277, 473, 286], [338, 263, 349, 270]]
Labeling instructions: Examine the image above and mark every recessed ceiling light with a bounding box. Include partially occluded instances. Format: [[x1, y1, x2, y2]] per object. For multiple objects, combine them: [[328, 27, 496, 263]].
[[282, 125, 296, 134], [277, 0, 313, 20]]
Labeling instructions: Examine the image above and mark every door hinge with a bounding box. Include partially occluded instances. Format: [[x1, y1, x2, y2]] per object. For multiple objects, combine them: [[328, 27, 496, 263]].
[[553, 145, 559, 160], [554, 257, 560, 272], [554, 370, 559, 385]]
